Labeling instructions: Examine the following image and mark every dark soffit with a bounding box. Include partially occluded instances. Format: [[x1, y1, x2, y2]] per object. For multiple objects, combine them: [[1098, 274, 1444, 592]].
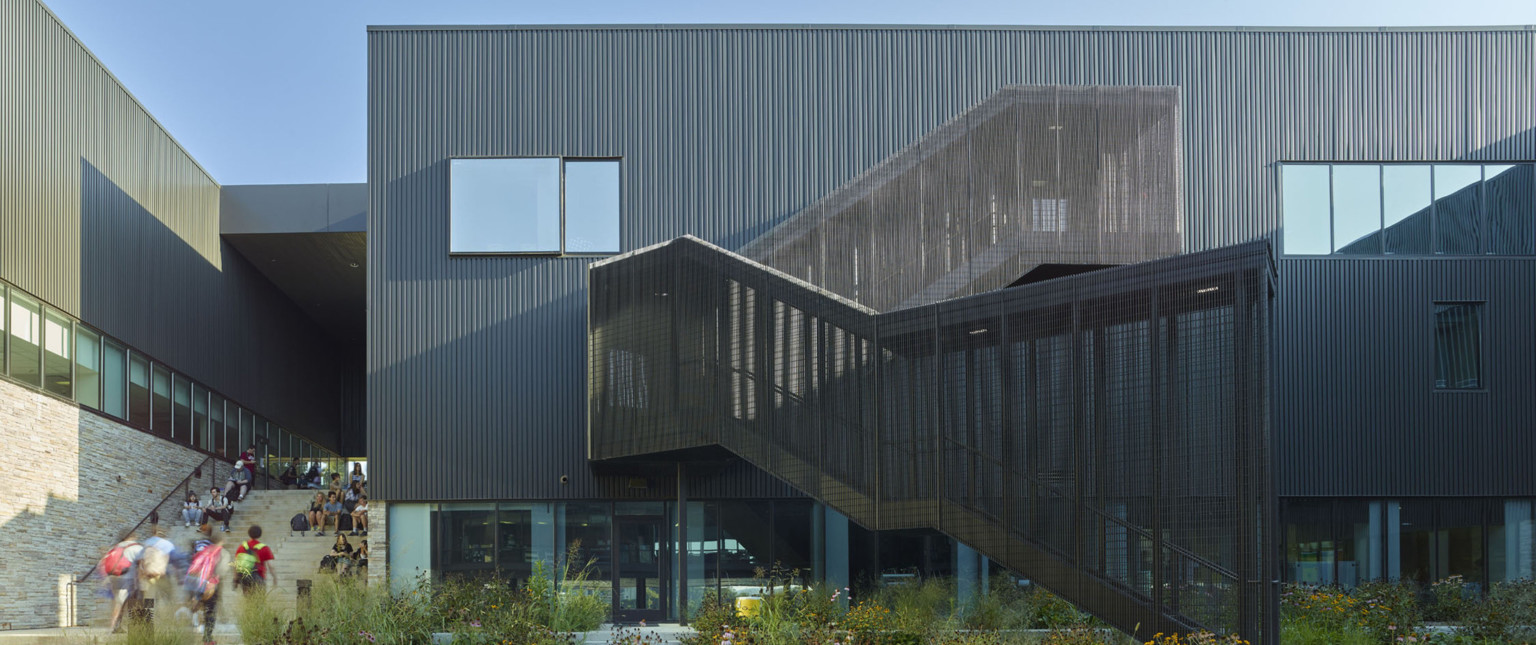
[[223, 232, 366, 347]]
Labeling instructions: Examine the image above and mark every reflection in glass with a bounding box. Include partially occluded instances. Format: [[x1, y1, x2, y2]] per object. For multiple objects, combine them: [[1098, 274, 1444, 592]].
[[1485, 164, 1535, 255], [1332, 165, 1381, 254], [440, 505, 495, 570], [565, 160, 621, 253], [1433, 303, 1481, 389], [8, 291, 42, 386], [1434, 165, 1482, 254], [1383, 165, 1432, 254], [173, 375, 191, 445], [450, 158, 561, 253], [75, 326, 101, 409], [128, 354, 150, 427], [1284, 500, 1336, 585], [210, 395, 227, 456], [1282, 165, 1331, 254], [152, 365, 172, 438], [1440, 500, 1486, 588], [42, 310, 71, 398], [192, 384, 207, 451], [1492, 500, 1536, 583], [561, 502, 613, 591], [103, 340, 126, 417]]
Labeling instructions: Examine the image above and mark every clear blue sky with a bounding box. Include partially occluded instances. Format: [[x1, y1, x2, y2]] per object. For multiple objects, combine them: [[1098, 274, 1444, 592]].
[[41, 0, 1536, 186]]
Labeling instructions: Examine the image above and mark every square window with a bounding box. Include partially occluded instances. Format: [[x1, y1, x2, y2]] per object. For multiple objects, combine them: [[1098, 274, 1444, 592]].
[[1433, 302, 1482, 389]]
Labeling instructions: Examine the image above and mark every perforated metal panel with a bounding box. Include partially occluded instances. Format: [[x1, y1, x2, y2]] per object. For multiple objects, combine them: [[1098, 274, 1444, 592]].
[[589, 236, 1275, 641], [739, 86, 1184, 312]]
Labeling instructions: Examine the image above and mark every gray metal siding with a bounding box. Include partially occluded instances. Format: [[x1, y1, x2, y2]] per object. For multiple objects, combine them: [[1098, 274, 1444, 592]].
[[1, 0, 346, 448], [1275, 257, 1536, 497], [367, 25, 1536, 501]]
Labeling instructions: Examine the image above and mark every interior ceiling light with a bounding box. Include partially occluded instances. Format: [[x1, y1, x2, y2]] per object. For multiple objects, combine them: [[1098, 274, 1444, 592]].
[[1030, 180, 1048, 188], [968, 328, 989, 335], [1198, 286, 1220, 294], [349, 262, 360, 268], [1048, 125, 1064, 130]]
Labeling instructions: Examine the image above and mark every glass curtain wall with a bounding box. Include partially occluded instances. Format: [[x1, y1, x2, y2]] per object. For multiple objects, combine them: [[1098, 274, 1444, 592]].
[[1283, 498, 1522, 593]]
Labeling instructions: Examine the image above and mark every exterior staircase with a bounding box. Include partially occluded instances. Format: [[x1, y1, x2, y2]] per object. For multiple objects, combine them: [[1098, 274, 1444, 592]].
[[588, 235, 1277, 641], [108, 489, 375, 641]]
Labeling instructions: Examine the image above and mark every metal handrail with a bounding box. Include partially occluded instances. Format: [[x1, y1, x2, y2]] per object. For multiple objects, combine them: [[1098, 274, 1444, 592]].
[[74, 455, 217, 583]]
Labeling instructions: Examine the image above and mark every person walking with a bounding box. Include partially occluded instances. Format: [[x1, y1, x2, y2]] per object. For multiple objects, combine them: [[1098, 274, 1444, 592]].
[[184, 532, 225, 645], [232, 525, 276, 595]]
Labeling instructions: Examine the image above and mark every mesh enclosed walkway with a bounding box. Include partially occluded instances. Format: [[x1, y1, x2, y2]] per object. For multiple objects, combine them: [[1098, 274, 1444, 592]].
[[589, 237, 1275, 642]]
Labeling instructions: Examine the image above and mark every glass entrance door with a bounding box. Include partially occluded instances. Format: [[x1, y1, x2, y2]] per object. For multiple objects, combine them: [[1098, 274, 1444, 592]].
[[614, 512, 669, 622]]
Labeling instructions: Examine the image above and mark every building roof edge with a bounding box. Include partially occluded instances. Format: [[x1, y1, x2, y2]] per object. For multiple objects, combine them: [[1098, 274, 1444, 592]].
[[366, 23, 1536, 34]]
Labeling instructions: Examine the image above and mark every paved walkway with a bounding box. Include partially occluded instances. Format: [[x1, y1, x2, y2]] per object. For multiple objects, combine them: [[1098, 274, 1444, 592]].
[[0, 623, 242, 643], [580, 623, 694, 644]]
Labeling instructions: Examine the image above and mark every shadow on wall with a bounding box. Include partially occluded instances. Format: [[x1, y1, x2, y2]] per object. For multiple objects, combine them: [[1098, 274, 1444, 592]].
[[0, 393, 239, 630], [367, 187, 797, 503], [77, 158, 348, 450]]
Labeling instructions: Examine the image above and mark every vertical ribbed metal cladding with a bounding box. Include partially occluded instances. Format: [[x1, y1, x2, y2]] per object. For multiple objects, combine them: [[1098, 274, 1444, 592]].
[[1274, 256, 1536, 498], [367, 25, 1535, 502], [0, 0, 349, 447], [589, 236, 1275, 641]]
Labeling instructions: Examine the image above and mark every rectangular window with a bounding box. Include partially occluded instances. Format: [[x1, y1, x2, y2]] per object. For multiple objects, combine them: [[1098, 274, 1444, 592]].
[[75, 326, 101, 409], [192, 384, 207, 451], [0, 285, 7, 375], [173, 374, 191, 445], [152, 364, 172, 438], [1485, 164, 1535, 255], [1434, 302, 1482, 389], [1434, 165, 1482, 254], [210, 395, 227, 457], [128, 354, 150, 428], [8, 291, 42, 386], [1383, 165, 1433, 254], [42, 310, 72, 398], [1331, 165, 1381, 254], [1284, 163, 1535, 256], [1281, 165, 1332, 254], [449, 157, 621, 255], [103, 340, 127, 418], [450, 158, 561, 253], [564, 160, 621, 253]]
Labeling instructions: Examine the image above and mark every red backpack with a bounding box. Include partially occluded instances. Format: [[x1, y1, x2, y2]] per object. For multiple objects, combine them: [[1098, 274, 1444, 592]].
[[100, 542, 138, 577], [186, 545, 223, 600]]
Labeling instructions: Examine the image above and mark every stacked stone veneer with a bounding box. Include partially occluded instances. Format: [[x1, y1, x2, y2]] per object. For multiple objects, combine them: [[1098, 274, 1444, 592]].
[[0, 379, 241, 630]]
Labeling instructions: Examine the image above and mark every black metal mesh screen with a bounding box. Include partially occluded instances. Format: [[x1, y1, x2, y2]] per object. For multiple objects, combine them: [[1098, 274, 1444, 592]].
[[738, 86, 1184, 312], [589, 237, 1275, 642]]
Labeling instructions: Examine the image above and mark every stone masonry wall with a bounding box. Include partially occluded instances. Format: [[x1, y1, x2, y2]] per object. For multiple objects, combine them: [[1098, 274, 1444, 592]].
[[0, 379, 234, 629]]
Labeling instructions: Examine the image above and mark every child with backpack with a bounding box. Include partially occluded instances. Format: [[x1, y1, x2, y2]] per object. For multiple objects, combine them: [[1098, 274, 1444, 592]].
[[232, 525, 276, 595]]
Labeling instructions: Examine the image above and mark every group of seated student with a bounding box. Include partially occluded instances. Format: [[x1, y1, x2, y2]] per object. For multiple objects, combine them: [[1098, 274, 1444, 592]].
[[319, 533, 369, 576], [307, 468, 369, 538], [182, 486, 235, 533], [280, 460, 367, 493]]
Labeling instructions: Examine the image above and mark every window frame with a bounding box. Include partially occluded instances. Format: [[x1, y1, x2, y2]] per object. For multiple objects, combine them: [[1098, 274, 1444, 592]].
[[1279, 161, 1536, 258], [1431, 300, 1485, 392], [447, 155, 622, 257]]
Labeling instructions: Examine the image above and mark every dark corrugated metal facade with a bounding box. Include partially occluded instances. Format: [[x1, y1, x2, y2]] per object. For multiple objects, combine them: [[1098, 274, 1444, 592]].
[[1, 0, 348, 447], [367, 24, 1536, 501]]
